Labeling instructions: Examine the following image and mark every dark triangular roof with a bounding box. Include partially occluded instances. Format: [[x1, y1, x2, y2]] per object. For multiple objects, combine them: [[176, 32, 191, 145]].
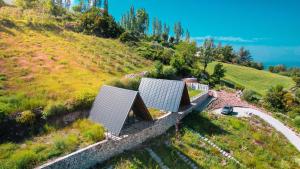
[[89, 85, 153, 136], [138, 78, 191, 112]]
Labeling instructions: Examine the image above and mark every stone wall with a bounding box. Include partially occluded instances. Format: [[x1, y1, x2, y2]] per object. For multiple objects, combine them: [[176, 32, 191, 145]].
[[37, 93, 209, 169]]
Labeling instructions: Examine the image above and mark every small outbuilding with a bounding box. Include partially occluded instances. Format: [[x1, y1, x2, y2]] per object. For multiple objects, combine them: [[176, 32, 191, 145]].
[[89, 85, 153, 136], [138, 78, 191, 112]]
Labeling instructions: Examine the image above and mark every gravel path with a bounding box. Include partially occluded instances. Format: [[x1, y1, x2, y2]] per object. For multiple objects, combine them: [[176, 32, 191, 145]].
[[233, 107, 300, 152]]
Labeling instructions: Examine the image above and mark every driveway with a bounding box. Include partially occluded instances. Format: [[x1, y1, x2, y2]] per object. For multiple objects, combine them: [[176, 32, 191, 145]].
[[225, 107, 300, 152]]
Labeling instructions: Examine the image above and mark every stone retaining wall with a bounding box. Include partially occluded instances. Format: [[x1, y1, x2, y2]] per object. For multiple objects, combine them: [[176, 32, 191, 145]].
[[37, 93, 210, 169]]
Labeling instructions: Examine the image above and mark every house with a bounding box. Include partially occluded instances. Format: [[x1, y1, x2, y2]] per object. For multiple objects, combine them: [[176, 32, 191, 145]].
[[89, 85, 153, 136], [138, 78, 191, 112]]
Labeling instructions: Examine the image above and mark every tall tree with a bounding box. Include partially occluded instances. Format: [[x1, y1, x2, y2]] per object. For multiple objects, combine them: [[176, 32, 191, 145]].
[[136, 8, 149, 34], [162, 23, 170, 42], [198, 39, 215, 72], [211, 63, 226, 84], [185, 29, 190, 42], [103, 0, 108, 14], [129, 6, 136, 31], [152, 17, 157, 35], [174, 22, 184, 43]]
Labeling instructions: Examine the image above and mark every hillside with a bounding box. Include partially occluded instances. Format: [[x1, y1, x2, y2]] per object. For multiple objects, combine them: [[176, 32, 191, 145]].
[[96, 111, 300, 169], [0, 7, 151, 115], [206, 62, 295, 95]]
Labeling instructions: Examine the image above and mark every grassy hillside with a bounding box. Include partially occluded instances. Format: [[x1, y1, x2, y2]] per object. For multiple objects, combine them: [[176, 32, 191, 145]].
[[0, 7, 151, 114], [206, 62, 295, 95]]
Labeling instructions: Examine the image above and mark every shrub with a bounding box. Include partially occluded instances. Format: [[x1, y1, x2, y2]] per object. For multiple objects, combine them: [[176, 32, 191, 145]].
[[294, 116, 300, 127], [14, 0, 39, 9], [8, 150, 38, 169], [71, 92, 96, 110], [0, 0, 5, 7], [119, 31, 139, 43], [53, 134, 79, 152], [108, 79, 125, 88], [263, 85, 287, 112], [73, 119, 105, 142], [288, 108, 300, 119], [16, 110, 36, 125], [162, 66, 177, 79], [242, 89, 260, 103], [42, 101, 67, 119], [235, 83, 245, 91], [108, 78, 141, 91], [80, 7, 123, 38], [220, 79, 235, 89]]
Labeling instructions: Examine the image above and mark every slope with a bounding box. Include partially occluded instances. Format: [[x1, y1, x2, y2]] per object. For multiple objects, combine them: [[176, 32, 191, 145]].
[[0, 7, 151, 114], [206, 62, 295, 95]]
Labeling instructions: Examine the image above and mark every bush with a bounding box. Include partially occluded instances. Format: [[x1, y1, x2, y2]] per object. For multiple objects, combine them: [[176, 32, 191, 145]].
[[72, 92, 96, 110], [288, 108, 300, 119], [263, 85, 287, 112], [162, 66, 177, 79], [42, 101, 67, 119], [220, 79, 235, 89], [14, 0, 39, 9], [242, 89, 260, 103], [73, 119, 105, 142], [235, 83, 245, 91], [80, 7, 123, 38], [16, 110, 36, 125], [119, 31, 139, 44], [108, 78, 141, 91], [53, 134, 79, 152], [0, 0, 5, 7], [294, 116, 300, 127], [8, 150, 38, 169]]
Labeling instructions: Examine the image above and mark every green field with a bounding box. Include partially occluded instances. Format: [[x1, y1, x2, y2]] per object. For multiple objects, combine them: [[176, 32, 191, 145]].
[[206, 62, 295, 95]]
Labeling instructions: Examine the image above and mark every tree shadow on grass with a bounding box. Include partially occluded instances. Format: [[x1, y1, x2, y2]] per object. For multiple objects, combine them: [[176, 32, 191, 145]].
[[182, 111, 230, 136]]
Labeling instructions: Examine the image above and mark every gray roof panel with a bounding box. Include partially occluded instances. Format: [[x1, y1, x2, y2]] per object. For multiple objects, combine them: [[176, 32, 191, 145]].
[[89, 85, 138, 136], [138, 78, 190, 112]]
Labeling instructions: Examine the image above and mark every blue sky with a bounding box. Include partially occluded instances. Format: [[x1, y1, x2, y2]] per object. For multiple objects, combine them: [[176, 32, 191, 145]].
[[108, 0, 300, 67]]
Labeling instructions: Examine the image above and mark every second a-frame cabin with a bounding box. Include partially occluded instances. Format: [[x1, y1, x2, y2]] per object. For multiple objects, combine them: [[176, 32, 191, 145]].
[[89, 85, 153, 136], [138, 78, 191, 112]]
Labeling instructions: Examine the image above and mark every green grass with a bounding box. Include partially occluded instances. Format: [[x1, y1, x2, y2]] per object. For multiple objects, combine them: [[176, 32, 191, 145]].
[[0, 6, 152, 115], [95, 149, 160, 169], [206, 62, 295, 95], [0, 119, 105, 169], [148, 108, 165, 119], [188, 88, 203, 98], [100, 111, 300, 169], [183, 112, 300, 169]]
